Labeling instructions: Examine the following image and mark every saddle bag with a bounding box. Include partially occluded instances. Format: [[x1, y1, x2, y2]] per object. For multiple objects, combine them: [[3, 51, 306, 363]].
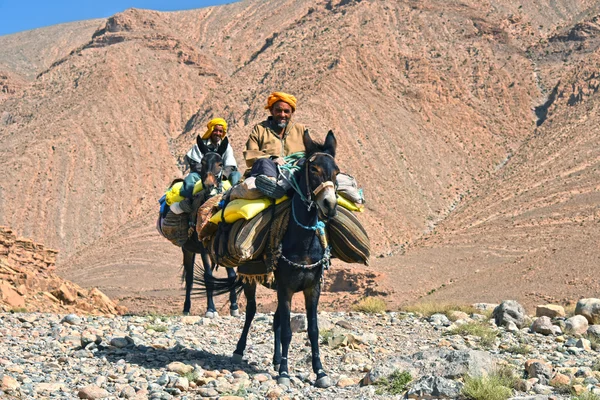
[[157, 210, 190, 247], [207, 199, 291, 268], [336, 173, 365, 205], [328, 206, 370, 265]]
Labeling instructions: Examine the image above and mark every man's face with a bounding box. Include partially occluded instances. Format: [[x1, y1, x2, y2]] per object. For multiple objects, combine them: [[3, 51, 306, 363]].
[[270, 101, 293, 129], [210, 125, 225, 144]]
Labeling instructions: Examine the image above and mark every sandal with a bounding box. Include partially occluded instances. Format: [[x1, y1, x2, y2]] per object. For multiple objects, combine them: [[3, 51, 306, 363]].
[[255, 175, 286, 199]]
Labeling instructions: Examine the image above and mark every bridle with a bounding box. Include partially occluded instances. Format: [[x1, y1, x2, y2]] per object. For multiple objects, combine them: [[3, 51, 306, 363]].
[[201, 152, 224, 191], [283, 152, 337, 210]]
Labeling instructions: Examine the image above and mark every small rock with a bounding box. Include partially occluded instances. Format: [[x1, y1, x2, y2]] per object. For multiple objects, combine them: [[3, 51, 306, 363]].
[[290, 314, 307, 333], [337, 377, 356, 387], [61, 314, 82, 325], [530, 316, 555, 335], [78, 385, 110, 399], [1, 375, 20, 391], [167, 362, 194, 375]]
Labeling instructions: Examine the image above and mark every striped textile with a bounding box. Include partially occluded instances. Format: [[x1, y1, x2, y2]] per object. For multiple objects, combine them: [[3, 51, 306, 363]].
[[327, 206, 371, 266]]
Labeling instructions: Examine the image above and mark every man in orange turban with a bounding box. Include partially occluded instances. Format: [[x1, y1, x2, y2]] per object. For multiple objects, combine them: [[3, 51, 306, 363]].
[[242, 91, 306, 198], [184, 117, 240, 186]]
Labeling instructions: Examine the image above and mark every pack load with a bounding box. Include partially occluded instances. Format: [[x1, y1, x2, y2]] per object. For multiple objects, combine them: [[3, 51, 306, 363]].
[[327, 206, 370, 265], [336, 173, 365, 210], [203, 200, 291, 268]]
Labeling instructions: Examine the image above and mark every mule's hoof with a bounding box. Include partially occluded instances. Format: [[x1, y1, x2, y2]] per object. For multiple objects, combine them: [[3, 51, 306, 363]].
[[315, 375, 333, 388], [277, 376, 291, 387], [273, 364, 280, 373], [231, 353, 243, 363], [205, 311, 219, 319], [230, 309, 240, 317], [182, 311, 190, 316]]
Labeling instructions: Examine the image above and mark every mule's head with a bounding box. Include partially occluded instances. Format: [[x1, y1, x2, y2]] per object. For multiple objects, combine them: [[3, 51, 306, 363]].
[[303, 130, 339, 218], [195, 136, 229, 193]]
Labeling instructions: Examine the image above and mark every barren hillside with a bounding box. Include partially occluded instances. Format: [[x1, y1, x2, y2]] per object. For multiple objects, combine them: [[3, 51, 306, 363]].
[[0, 0, 599, 312]]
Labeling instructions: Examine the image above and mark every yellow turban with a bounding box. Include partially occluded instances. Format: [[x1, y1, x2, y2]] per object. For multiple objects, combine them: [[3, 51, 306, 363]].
[[201, 117, 228, 140], [265, 92, 297, 112]]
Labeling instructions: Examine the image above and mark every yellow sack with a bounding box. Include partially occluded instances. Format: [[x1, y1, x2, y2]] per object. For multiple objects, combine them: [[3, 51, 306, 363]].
[[210, 196, 289, 224], [337, 195, 364, 212], [165, 180, 231, 206]]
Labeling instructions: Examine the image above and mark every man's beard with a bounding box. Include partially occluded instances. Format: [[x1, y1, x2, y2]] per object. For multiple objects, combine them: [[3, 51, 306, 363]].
[[276, 120, 288, 129]]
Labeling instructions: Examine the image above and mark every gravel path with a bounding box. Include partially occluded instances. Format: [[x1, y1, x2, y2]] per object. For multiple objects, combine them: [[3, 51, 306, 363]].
[[1, 310, 599, 399]]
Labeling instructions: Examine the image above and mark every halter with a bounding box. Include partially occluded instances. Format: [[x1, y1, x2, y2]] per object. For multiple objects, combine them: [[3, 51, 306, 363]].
[[282, 152, 336, 209]]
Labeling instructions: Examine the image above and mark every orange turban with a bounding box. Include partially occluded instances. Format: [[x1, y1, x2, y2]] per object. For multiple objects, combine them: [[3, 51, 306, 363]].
[[265, 92, 297, 112], [201, 117, 228, 140]]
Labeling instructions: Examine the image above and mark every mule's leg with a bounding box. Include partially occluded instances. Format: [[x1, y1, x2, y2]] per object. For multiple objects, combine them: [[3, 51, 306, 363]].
[[232, 282, 257, 363], [227, 267, 239, 316], [304, 284, 332, 388], [273, 307, 282, 371], [182, 249, 195, 315], [199, 247, 217, 318], [276, 287, 294, 386]]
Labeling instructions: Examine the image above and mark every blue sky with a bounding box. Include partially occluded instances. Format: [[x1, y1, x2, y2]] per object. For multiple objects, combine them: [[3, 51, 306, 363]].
[[0, 0, 237, 36]]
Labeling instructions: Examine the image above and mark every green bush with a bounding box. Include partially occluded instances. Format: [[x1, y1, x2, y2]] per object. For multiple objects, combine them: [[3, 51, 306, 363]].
[[572, 393, 600, 400], [462, 374, 513, 400], [448, 322, 497, 348], [375, 370, 412, 395]]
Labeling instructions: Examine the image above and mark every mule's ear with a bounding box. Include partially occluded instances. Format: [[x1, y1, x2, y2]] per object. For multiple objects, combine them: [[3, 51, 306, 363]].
[[216, 136, 229, 157], [323, 130, 336, 158], [303, 129, 317, 155], [196, 135, 209, 155]]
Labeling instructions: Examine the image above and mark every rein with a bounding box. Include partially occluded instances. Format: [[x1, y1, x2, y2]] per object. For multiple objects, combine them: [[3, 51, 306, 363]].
[[278, 188, 331, 271]]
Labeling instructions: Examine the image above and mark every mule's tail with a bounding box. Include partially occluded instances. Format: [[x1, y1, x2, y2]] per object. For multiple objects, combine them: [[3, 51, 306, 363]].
[[193, 263, 244, 298]]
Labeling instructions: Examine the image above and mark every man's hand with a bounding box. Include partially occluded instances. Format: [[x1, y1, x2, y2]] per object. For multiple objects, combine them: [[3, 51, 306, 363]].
[[273, 157, 286, 166]]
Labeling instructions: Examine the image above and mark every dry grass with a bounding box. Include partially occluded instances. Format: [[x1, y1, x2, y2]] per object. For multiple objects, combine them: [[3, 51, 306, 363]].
[[352, 297, 387, 314], [403, 302, 479, 319], [462, 367, 517, 400], [448, 322, 497, 348]]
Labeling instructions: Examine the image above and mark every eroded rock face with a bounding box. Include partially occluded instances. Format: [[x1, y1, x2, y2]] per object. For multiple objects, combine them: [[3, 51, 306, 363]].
[[0, 227, 126, 315]]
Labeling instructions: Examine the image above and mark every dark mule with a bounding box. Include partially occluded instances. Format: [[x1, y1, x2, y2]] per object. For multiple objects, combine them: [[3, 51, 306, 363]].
[[198, 130, 339, 387], [181, 136, 239, 317]]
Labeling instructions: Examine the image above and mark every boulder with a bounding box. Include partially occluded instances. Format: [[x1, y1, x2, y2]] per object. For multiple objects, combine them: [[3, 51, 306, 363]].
[[565, 315, 589, 336], [530, 316, 554, 335], [493, 300, 527, 328], [575, 298, 600, 324], [536, 304, 565, 318], [525, 359, 552, 385], [407, 375, 463, 399]]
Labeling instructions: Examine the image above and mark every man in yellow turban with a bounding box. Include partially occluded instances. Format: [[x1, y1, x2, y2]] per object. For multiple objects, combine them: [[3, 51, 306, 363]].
[[242, 91, 306, 198], [184, 117, 240, 186]]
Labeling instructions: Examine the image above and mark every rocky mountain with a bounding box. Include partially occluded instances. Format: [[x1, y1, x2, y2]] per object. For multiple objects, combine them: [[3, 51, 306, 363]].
[[0, 0, 599, 312]]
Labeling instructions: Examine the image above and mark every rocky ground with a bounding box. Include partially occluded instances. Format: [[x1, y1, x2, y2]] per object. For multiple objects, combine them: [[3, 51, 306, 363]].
[[1, 300, 600, 399]]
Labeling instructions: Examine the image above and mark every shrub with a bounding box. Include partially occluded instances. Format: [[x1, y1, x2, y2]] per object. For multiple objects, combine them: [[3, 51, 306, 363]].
[[320, 328, 333, 343], [11, 307, 28, 313], [572, 393, 600, 400], [448, 322, 497, 348], [462, 374, 513, 400], [352, 297, 386, 313], [375, 370, 412, 395], [183, 370, 199, 382]]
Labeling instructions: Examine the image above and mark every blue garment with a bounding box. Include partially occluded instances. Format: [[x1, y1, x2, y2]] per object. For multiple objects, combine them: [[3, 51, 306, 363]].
[[180, 172, 201, 199]]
